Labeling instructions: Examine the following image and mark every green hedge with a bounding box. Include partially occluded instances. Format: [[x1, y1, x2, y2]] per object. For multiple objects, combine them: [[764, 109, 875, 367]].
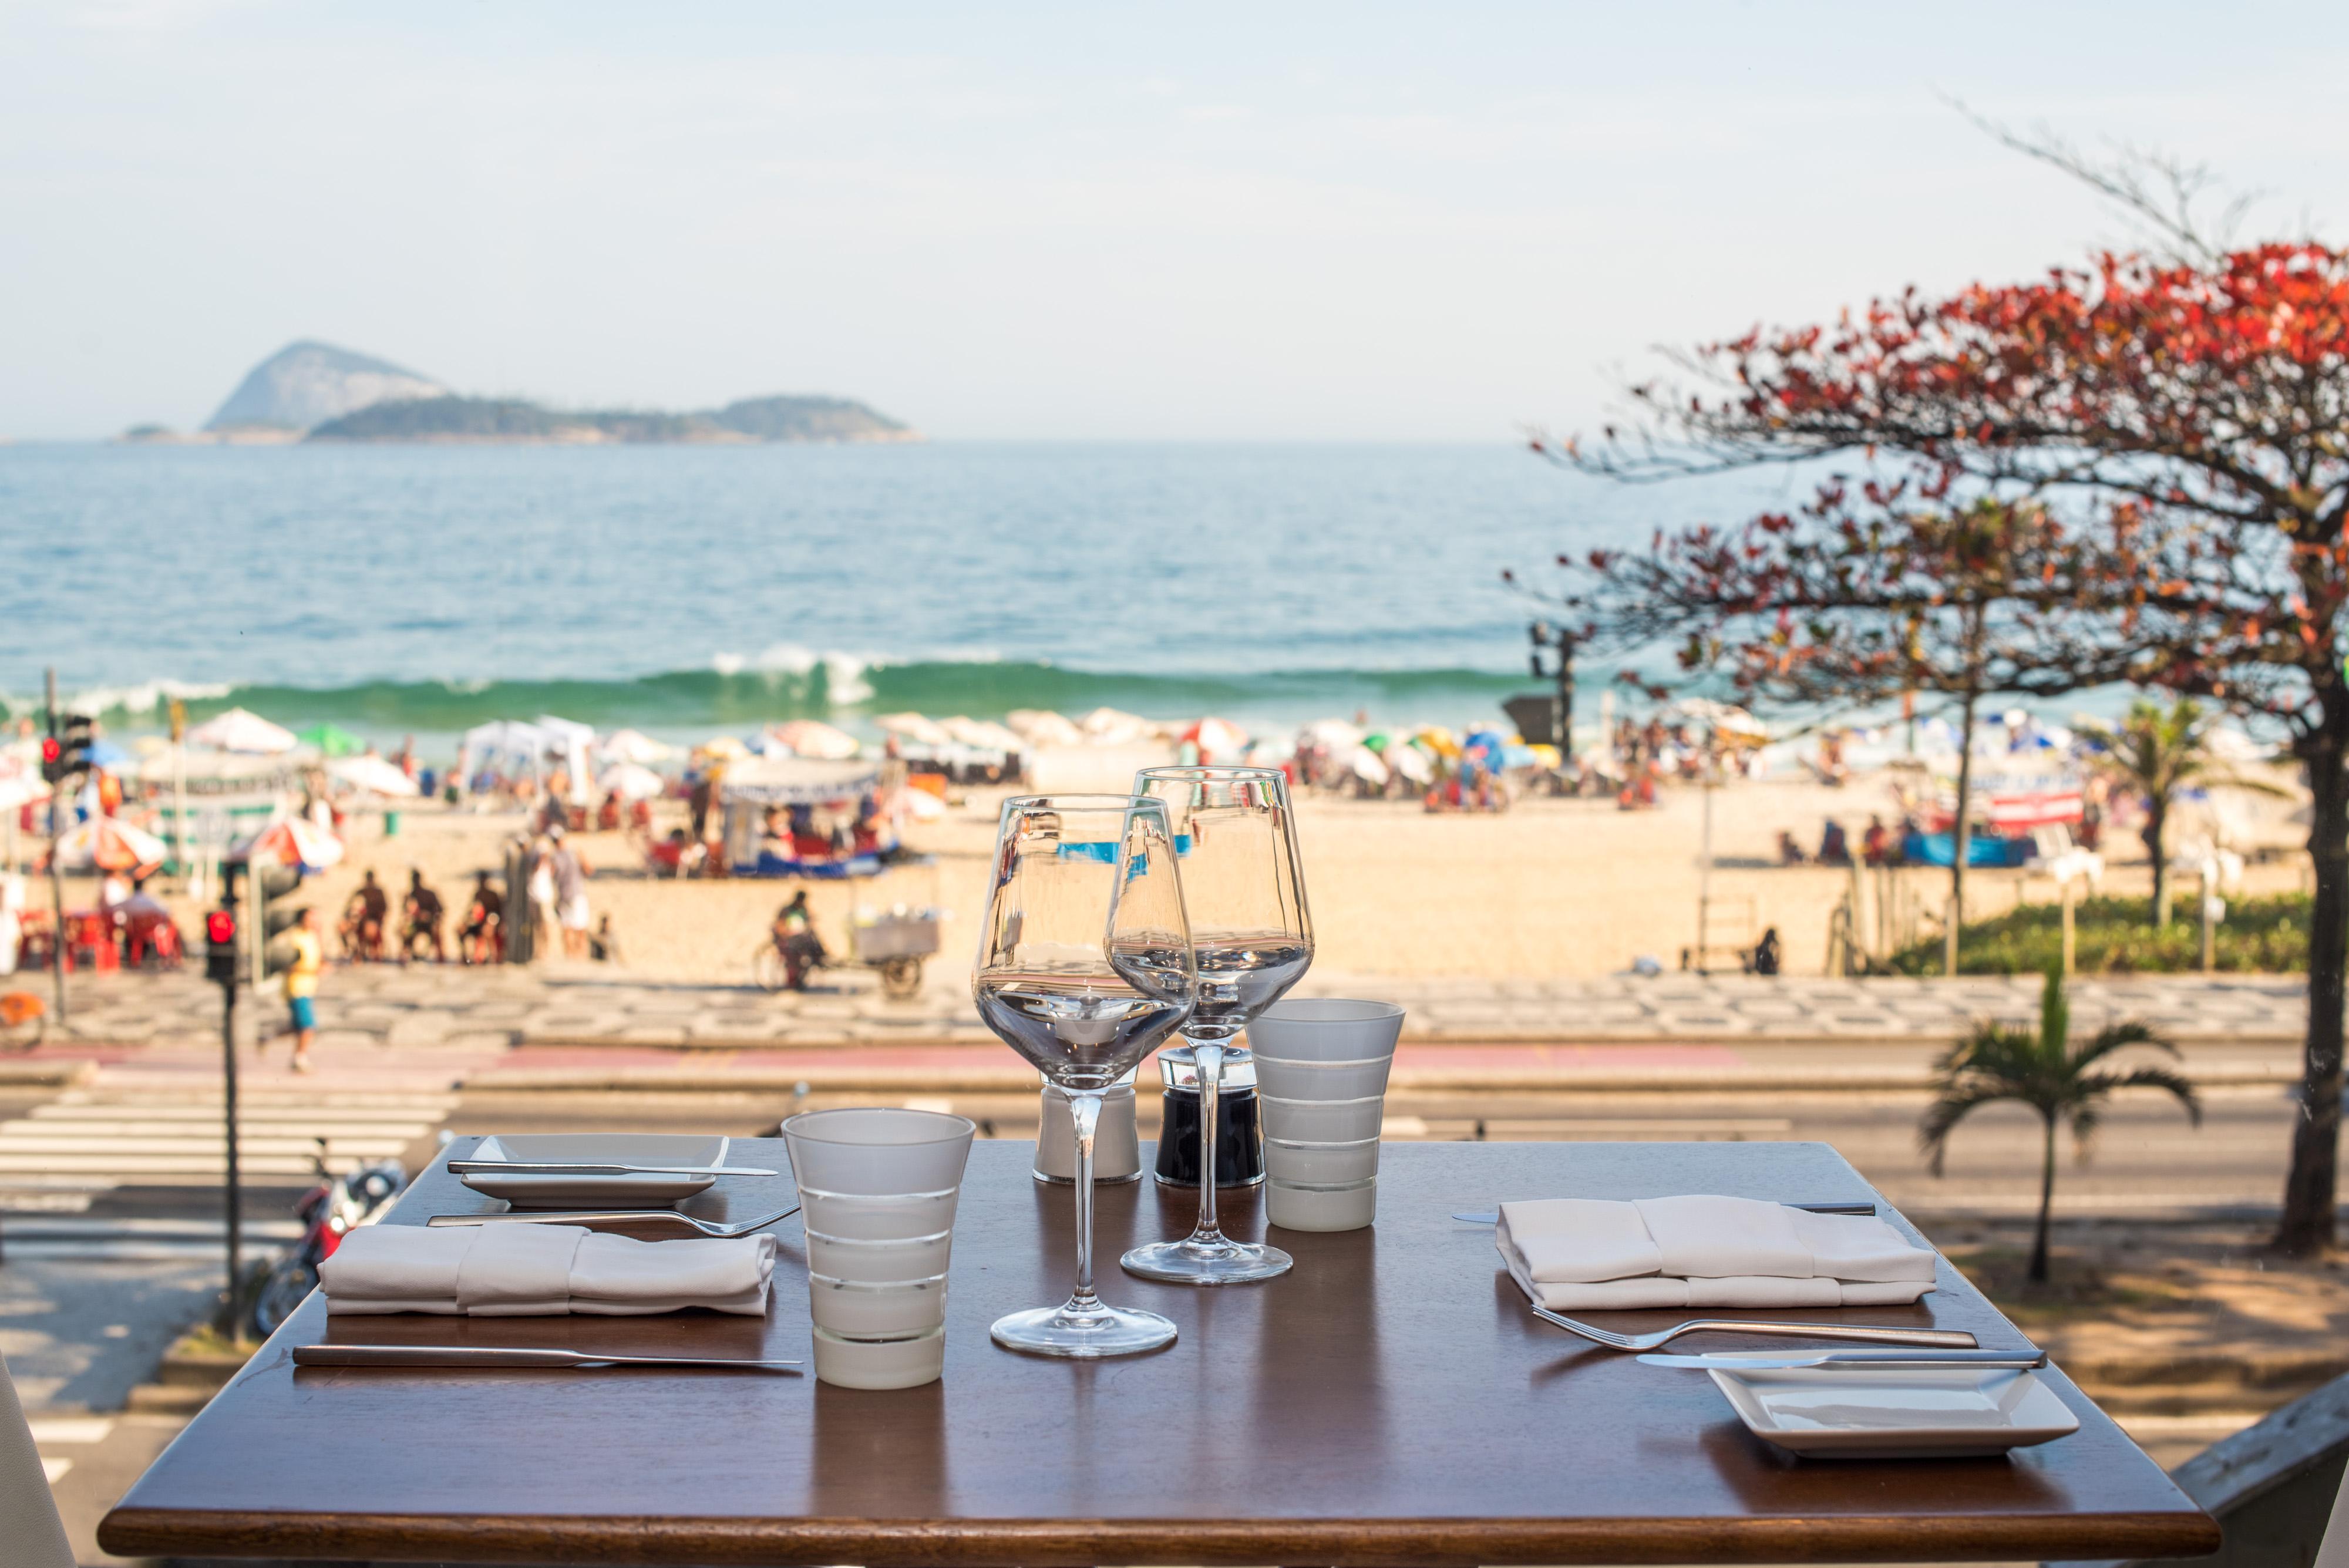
[[1884, 893, 2316, 975]]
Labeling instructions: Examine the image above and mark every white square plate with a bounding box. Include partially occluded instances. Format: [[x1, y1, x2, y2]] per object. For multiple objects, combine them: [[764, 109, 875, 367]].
[[1707, 1365, 2081, 1459], [460, 1133, 731, 1209]]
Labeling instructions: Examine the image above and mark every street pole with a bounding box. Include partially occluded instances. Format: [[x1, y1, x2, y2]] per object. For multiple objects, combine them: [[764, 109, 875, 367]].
[[220, 918, 242, 1330], [1695, 744, 1717, 974], [43, 668, 66, 1024], [170, 698, 190, 894]]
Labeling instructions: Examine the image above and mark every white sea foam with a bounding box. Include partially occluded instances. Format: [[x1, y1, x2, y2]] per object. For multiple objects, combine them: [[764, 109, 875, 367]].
[[63, 678, 234, 717], [709, 645, 874, 705]]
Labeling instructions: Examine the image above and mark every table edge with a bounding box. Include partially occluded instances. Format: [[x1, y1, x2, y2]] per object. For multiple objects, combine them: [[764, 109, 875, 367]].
[[98, 1504, 2226, 1566]]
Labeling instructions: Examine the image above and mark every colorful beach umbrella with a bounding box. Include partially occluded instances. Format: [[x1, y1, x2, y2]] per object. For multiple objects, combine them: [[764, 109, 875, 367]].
[[297, 723, 367, 757], [597, 762, 667, 802], [54, 816, 169, 873], [234, 815, 345, 872], [1180, 716, 1250, 763]]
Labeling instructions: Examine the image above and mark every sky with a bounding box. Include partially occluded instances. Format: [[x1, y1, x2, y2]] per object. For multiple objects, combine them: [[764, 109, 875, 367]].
[[3, 1, 2345, 442]]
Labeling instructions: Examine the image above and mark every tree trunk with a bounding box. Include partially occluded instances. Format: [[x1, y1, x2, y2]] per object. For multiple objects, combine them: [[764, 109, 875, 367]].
[[2277, 715, 2348, 1256], [1945, 684, 1980, 977], [2030, 1111, 2056, 1284], [2144, 797, 2169, 927]]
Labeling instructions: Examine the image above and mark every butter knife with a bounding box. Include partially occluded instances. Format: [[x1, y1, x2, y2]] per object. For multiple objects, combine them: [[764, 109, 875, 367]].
[[447, 1160, 779, 1178], [295, 1344, 800, 1371], [1637, 1348, 2045, 1371], [1452, 1200, 1877, 1224]]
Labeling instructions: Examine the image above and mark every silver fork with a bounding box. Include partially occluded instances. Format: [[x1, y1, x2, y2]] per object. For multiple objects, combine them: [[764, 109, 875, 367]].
[[1530, 1304, 1978, 1352], [427, 1206, 799, 1238]]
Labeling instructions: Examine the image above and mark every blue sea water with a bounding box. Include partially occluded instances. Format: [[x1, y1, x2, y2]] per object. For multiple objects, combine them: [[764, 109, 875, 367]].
[[0, 440, 1801, 745]]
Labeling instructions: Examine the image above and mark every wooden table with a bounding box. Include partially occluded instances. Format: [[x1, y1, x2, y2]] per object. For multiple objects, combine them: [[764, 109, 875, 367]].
[[101, 1138, 2219, 1565]]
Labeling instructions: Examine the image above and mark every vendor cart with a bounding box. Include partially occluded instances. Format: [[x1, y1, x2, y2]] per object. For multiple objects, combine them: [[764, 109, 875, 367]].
[[849, 906, 943, 999]]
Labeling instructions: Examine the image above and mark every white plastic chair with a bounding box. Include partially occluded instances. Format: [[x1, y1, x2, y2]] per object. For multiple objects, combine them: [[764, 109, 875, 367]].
[[0, 1352, 76, 1567]]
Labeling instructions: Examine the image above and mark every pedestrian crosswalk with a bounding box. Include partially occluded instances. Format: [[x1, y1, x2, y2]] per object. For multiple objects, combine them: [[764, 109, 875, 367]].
[[0, 1086, 455, 1190]]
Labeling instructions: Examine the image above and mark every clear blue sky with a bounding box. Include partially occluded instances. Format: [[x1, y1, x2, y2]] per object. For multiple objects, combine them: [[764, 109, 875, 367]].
[[3, 1, 2342, 440]]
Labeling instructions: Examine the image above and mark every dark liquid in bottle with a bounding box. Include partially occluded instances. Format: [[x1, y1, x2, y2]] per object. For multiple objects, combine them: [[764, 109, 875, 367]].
[[1155, 1084, 1265, 1188]]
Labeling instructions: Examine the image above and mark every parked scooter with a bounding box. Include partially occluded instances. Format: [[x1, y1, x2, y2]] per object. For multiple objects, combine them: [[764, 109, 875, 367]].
[[248, 1143, 407, 1338]]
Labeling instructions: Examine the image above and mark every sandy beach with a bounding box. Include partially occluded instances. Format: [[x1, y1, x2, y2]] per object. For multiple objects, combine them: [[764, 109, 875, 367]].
[[52, 767, 2308, 992]]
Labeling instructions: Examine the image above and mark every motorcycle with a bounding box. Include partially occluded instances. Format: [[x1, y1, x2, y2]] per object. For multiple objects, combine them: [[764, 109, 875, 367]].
[[248, 1143, 408, 1338]]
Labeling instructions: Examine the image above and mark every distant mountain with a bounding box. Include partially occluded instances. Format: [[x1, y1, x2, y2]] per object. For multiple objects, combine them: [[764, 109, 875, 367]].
[[308, 393, 915, 445], [204, 341, 448, 432]]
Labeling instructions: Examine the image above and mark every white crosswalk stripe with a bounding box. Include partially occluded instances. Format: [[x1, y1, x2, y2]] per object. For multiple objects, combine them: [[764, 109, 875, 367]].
[[0, 1087, 455, 1189]]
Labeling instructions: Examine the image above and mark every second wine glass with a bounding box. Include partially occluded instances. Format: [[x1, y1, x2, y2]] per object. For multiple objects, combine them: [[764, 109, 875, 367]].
[[1120, 765, 1313, 1286]]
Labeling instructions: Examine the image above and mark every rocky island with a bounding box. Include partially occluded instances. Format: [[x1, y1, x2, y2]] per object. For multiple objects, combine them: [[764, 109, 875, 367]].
[[122, 341, 917, 445]]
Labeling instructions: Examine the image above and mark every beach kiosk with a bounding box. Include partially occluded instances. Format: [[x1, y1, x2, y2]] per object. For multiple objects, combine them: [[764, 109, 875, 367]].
[[717, 755, 896, 878]]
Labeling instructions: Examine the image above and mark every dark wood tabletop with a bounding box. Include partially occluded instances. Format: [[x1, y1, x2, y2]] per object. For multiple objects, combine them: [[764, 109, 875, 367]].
[[100, 1136, 2217, 1566]]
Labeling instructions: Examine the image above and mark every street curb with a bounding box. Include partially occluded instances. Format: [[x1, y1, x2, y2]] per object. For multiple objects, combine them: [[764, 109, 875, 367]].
[[0, 1056, 100, 1086]]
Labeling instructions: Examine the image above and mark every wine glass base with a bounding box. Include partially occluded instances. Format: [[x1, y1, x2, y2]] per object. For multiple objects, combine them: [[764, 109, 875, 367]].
[[1120, 1237, 1293, 1285], [990, 1302, 1178, 1358]]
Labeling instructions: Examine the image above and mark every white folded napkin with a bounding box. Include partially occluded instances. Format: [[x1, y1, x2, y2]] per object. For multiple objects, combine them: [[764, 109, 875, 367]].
[[319, 1224, 776, 1316], [1495, 1195, 1937, 1311]]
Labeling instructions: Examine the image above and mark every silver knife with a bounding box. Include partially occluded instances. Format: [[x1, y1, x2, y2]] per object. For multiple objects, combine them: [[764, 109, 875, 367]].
[[447, 1160, 779, 1177], [294, 1344, 800, 1371], [1637, 1348, 2046, 1370], [1452, 1200, 1877, 1224]]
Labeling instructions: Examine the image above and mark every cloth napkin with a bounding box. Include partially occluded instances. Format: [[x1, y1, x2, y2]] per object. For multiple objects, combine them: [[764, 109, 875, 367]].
[[1495, 1194, 1937, 1310], [319, 1224, 776, 1316]]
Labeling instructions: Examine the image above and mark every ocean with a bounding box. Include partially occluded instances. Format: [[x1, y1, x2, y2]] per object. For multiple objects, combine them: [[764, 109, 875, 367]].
[[0, 440, 1801, 750]]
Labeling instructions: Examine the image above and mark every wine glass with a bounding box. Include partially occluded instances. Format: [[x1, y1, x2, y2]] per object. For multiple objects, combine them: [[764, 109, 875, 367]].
[[975, 794, 1196, 1357], [1120, 765, 1313, 1286]]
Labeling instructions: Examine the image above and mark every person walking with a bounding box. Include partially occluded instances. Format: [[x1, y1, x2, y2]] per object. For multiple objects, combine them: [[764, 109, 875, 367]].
[[548, 826, 592, 960], [281, 907, 323, 1074], [526, 836, 560, 962]]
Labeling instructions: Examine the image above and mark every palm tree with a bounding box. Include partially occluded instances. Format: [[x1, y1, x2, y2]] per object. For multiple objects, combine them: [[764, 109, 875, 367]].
[[1920, 967, 2200, 1283], [2091, 696, 2285, 927]]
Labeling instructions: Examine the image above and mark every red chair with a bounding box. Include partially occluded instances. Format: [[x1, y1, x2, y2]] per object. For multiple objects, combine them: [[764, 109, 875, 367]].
[[64, 911, 117, 973]]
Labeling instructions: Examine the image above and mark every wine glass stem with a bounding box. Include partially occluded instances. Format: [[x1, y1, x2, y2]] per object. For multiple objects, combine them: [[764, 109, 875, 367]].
[[1067, 1087, 1103, 1313], [1192, 1035, 1227, 1244]]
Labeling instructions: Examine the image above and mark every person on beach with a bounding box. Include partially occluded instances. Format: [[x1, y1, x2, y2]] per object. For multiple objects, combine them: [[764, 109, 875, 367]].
[[527, 836, 560, 960], [351, 870, 390, 960], [549, 827, 591, 959], [281, 907, 322, 1073], [459, 872, 504, 963], [402, 870, 445, 963], [771, 890, 825, 990], [589, 913, 622, 964]]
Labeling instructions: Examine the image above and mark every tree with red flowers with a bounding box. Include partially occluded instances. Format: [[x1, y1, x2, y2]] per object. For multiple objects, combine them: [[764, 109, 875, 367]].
[[1540, 489, 2167, 973], [1546, 206, 2349, 1254]]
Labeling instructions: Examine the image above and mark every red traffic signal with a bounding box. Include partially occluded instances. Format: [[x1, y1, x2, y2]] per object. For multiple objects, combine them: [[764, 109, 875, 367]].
[[40, 738, 59, 764], [205, 910, 237, 946]]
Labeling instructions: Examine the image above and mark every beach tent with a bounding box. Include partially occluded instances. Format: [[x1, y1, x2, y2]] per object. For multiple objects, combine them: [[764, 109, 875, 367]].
[[296, 724, 366, 758], [719, 756, 881, 806], [716, 756, 890, 878], [533, 716, 597, 805], [597, 728, 672, 765], [457, 720, 556, 788], [876, 713, 954, 748], [766, 719, 863, 761], [327, 755, 420, 797], [941, 716, 1025, 753], [233, 814, 345, 872], [1005, 709, 1084, 748], [54, 816, 170, 873], [597, 762, 667, 802], [187, 708, 298, 754]]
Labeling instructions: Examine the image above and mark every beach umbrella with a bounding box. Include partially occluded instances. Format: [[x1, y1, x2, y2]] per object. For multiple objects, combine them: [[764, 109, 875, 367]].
[[1181, 716, 1250, 763], [597, 728, 672, 765], [701, 735, 753, 761], [187, 708, 299, 754], [1345, 745, 1390, 786], [941, 716, 1025, 752], [767, 719, 863, 761], [54, 816, 169, 873], [296, 724, 367, 757], [1386, 743, 1435, 785], [328, 755, 420, 797], [876, 712, 955, 747], [597, 762, 667, 802], [1079, 706, 1151, 745], [1005, 709, 1084, 748], [234, 815, 345, 872]]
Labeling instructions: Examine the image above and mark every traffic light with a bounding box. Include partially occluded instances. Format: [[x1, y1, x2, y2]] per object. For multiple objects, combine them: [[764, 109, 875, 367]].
[[254, 864, 305, 976], [58, 714, 95, 777], [39, 736, 62, 784], [204, 907, 238, 986]]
